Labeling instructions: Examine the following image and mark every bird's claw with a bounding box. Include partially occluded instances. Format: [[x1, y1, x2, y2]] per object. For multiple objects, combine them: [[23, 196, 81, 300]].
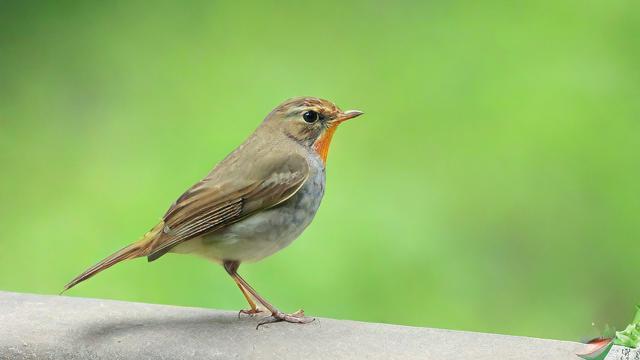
[[256, 309, 314, 329], [238, 308, 265, 319]]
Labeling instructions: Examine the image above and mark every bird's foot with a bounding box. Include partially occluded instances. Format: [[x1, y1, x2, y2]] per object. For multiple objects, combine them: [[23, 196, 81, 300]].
[[238, 308, 266, 318], [256, 309, 314, 329]]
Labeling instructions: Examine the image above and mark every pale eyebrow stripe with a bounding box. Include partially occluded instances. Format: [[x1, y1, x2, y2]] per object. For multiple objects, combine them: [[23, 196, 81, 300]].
[[286, 105, 308, 116]]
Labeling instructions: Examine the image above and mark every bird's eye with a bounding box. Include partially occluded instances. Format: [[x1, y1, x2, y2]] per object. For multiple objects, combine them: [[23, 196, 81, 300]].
[[302, 110, 320, 123]]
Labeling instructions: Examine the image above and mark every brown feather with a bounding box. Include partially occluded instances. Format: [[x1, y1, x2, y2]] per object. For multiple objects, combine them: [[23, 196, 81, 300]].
[[62, 222, 163, 292], [145, 154, 310, 261]]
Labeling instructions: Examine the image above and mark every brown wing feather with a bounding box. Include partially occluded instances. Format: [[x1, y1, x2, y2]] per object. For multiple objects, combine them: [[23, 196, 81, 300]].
[[146, 154, 309, 261]]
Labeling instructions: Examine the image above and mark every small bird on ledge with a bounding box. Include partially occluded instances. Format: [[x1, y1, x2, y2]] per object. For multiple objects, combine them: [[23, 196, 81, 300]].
[[63, 97, 363, 328]]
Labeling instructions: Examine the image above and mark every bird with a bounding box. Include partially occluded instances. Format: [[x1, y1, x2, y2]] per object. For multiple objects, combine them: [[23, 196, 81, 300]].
[[63, 96, 363, 327]]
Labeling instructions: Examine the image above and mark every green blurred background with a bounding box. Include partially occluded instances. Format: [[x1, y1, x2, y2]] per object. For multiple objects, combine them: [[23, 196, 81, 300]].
[[1, 0, 639, 341]]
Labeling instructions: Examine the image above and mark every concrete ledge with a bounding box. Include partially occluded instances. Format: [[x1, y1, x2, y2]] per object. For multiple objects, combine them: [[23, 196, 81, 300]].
[[0, 291, 584, 359]]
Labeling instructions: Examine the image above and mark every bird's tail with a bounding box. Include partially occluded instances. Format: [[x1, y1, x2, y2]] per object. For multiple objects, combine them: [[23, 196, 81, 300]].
[[62, 222, 164, 293]]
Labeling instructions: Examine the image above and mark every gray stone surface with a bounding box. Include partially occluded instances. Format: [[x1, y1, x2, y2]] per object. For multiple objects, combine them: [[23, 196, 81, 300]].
[[0, 291, 585, 359]]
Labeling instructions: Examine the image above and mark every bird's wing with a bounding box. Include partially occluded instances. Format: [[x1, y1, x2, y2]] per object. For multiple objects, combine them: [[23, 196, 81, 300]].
[[146, 153, 309, 261]]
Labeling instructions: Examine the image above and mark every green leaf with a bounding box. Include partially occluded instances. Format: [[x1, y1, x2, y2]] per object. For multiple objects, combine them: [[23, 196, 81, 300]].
[[614, 323, 640, 348]]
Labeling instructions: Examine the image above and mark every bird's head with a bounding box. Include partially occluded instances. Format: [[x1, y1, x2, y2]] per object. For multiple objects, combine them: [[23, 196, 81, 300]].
[[264, 97, 363, 164]]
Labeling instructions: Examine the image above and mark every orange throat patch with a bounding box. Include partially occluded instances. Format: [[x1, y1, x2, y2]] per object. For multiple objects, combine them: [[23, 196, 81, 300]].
[[313, 126, 338, 164]]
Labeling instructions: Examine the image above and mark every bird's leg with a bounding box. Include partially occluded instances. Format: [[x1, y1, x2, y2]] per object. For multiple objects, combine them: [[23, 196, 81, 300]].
[[223, 260, 263, 316], [223, 260, 314, 329], [233, 278, 264, 317]]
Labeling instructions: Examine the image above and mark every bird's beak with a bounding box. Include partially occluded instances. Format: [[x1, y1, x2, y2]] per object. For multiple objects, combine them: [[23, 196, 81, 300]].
[[335, 110, 364, 124]]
